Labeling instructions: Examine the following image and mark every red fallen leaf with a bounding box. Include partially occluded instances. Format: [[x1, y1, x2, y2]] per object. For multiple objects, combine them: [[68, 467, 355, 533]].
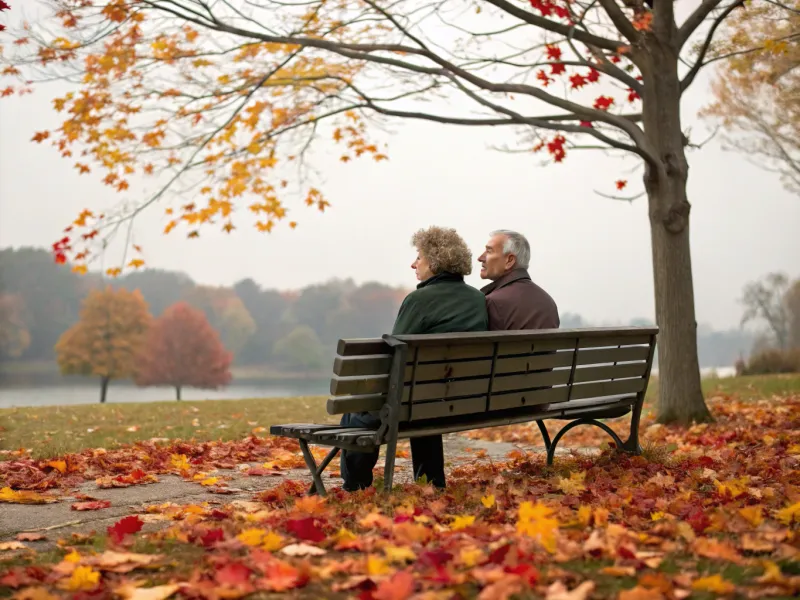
[[216, 562, 252, 587], [246, 467, 282, 477], [418, 550, 453, 568], [72, 500, 112, 511], [209, 509, 229, 520], [15, 532, 46, 542], [107, 515, 143, 544], [373, 570, 415, 600], [489, 544, 512, 564], [200, 528, 225, 548], [505, 563, 539, 586], [685, 506, 711, 534], [285, 517, 325, 542], [257, 558, 308, 592]]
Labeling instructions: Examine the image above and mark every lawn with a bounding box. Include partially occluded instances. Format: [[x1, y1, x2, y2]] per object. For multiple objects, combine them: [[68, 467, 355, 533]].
[[2, 373, 798, 460]]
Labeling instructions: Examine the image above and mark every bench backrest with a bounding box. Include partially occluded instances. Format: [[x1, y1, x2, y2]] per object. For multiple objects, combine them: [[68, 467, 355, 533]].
[[327, 327, 657, 424]]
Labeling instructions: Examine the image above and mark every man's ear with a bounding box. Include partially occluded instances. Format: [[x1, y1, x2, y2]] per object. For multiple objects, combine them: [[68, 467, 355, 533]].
[[505, 253, 517, 270]]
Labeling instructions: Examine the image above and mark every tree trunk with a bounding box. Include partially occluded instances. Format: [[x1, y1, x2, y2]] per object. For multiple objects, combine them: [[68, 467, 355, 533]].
[[176, 386, 182, 401], [641, 11, 712, 425], [99, 376, 110, 404]]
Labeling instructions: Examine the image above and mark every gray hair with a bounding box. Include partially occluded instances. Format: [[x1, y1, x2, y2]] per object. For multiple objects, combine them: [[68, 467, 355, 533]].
[[490, 230, 531, 269]]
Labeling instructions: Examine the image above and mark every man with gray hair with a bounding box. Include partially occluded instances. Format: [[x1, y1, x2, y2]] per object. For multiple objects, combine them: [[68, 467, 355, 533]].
[[477, 230, 559, 330]]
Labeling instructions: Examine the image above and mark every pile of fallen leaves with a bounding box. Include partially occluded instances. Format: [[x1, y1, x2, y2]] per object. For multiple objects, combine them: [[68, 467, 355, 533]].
[[1, 395, 799, 599], [0, 436, 307, 493]]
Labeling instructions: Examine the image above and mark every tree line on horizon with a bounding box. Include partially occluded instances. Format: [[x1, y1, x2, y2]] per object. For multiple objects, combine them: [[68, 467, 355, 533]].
[[0, 247, 766, 377]]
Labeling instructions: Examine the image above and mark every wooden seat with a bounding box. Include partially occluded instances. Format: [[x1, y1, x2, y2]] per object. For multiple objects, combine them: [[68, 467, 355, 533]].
[[270, 327, 658, 495]]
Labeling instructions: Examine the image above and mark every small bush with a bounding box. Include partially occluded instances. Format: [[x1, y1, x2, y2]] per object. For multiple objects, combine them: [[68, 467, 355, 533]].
[[739, 348, 800, 376]]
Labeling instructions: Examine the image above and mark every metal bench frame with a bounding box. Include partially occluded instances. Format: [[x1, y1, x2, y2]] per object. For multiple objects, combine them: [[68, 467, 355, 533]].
[[271, 327, 658, 496]]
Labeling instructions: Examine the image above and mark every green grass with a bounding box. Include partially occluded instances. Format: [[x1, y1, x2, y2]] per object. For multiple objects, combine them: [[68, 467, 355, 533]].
[[0, 395, 332, 459], [1, 373, 799, 460]]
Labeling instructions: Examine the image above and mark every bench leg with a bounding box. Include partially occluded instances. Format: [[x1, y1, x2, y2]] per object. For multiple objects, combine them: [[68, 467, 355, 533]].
[[546, 418, 626, 466], [536, 420, 552, 453], [308, 447, 340, 495], [298, 440, 328, 497], [383, 437, 397, 493]]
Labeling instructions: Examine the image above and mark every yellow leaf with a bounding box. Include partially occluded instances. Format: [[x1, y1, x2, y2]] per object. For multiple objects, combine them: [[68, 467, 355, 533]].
[[64, 566, 100, 591], [650, 511, 665, 521], [47, 460, 67, 474], [64, 550, 81, 563], [71, 264, 88, 275], [481, 494, 495, 508], [199, 477, 218, 486], [577, 505, 592, 527], [333, 528, 357, 544], [237, 528, 267, 547], [516, 501, 559, 553], [383, 545, 416, 563], [557, 471, 587, 495], [450, 515, 476, 530], [691, 574, 735, 594], [127, 258, 144, 269], [739, 505, 764, 527], [776, 501, 800, 525], [367, 555, 390, 576], [459, 546, 484, 568], [261, 531, 284, 552], [170, 454, 190, 471]]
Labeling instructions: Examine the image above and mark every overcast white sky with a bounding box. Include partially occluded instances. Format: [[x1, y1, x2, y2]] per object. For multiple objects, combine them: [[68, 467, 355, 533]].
[[0, 3, 797, 331]]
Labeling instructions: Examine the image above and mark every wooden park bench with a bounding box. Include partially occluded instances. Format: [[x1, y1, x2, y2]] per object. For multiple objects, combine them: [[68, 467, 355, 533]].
[[270, 327, 658, 496]]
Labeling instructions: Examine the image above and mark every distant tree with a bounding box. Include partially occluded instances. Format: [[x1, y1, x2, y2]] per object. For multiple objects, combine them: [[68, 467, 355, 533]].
[[135, 302, 232, 400], [273, 326, 325, 373], [289, 281, 353, 346], [0, 294, 31, 359], [325, 282, 406, 341], [233, 278, 290, 364], [702, 1, 799, 194], [115, 269, 195, 317], [740, 273, 795, 349], [55, 286, 151, 403], [785, 279, 800, 349], [183, 285, 256, 358], [0, 247, 90, 360]]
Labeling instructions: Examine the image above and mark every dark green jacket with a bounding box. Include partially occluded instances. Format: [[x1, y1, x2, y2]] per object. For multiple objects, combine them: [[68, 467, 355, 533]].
[[392, 272, 488, 335]]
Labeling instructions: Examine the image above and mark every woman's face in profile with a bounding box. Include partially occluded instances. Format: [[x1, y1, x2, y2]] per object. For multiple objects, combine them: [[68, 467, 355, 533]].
[[411, 251, 433, 282]]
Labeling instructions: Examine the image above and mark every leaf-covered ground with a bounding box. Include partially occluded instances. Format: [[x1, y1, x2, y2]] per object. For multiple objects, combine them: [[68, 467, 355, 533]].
[[1, 383, 799, 599]]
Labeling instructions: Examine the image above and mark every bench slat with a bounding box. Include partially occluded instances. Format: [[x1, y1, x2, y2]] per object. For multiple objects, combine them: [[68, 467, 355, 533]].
[[576, 346, 650, 365], [578, 335, 651, 349], [331, 375, 388, 396], [489, 386, 571, 411], [333, 355, 392, 377], [416, 343, 495, 363], [572, 362, 647, 383], [490, 368, 571, 393], [337, 338, 390, 356], [326, 394, 386, 415], [408, 396, 488, 420], [569, 377, 646, 400], [403, 377, 490, 402]]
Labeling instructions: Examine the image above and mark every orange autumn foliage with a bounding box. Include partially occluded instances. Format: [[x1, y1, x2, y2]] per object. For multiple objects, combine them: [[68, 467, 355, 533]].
[[135, 302, 232, 400], [55, 286, 151, 402]]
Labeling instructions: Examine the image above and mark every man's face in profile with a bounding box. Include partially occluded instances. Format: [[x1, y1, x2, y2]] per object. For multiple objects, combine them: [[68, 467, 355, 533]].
[[478, 234, 513, 280]]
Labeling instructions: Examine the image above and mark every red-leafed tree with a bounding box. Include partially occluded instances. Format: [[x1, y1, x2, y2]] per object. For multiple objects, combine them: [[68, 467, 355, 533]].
[[135, 302, 232, 400], [2, 0, 767, 424]]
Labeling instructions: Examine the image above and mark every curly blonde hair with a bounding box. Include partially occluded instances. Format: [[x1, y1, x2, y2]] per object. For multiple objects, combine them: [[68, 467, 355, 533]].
[[411, 226, 473, 277]]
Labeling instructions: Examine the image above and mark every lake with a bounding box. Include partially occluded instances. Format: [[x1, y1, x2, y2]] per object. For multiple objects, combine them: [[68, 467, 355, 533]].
[[0, 379, 330, 408], [0, 366, 736, 409]]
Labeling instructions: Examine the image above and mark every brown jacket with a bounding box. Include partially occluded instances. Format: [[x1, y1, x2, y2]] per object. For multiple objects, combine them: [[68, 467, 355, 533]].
[[481, 269, 559, 331]]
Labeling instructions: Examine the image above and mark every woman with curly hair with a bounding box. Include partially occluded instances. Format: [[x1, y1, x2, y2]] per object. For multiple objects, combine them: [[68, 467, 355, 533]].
[[340, 226, 488, 492]]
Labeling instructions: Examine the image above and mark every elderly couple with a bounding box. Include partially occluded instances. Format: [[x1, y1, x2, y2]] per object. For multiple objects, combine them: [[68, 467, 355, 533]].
[[340, 227, 559, 492]]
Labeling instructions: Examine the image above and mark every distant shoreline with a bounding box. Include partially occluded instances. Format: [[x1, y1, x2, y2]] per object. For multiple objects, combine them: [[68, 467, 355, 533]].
[[0, 360, 330, 384]]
